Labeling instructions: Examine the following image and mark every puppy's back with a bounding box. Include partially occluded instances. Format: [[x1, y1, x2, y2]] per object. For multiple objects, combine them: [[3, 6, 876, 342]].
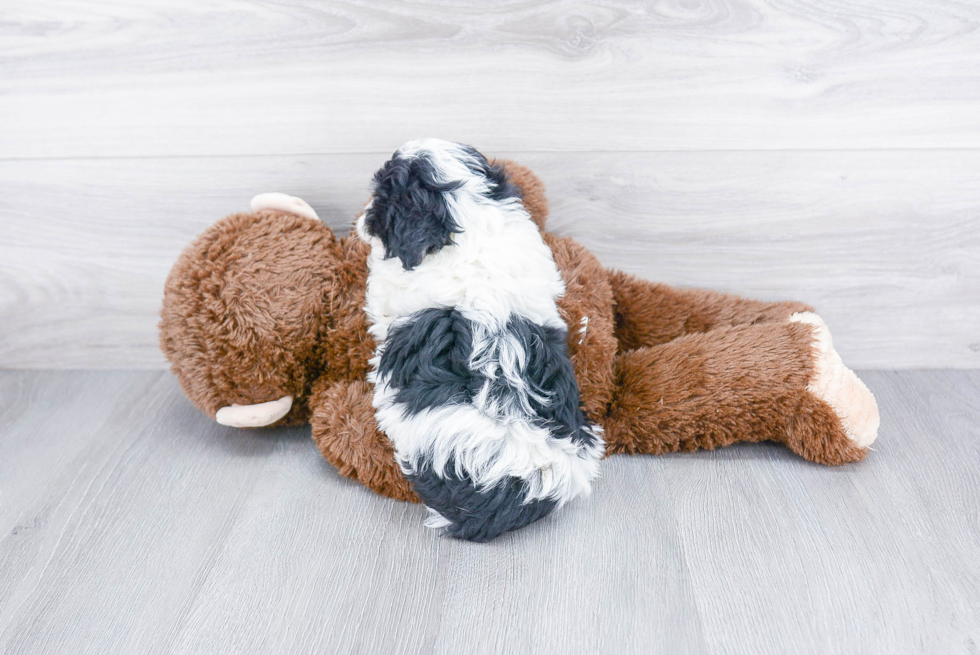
[[361, 139, 604, 541]]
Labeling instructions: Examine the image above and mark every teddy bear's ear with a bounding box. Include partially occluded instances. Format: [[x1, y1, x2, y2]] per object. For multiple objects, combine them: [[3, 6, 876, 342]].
[[363, 151, 463, 271], [250, 193, 320, 221], [215, 395, 293, 428]]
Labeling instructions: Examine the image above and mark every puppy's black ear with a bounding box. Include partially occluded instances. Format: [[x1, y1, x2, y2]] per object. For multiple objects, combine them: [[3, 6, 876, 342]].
[[457, 145, 523, 203], [364, 154, 462, 270]]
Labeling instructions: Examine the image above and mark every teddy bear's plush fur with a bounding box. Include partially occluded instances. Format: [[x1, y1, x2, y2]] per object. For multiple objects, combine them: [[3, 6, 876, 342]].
[[160, 160, 879, 505]]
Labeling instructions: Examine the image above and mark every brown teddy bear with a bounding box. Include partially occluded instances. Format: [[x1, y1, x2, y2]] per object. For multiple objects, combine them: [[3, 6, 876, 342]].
[[159, 160, 879, 504]]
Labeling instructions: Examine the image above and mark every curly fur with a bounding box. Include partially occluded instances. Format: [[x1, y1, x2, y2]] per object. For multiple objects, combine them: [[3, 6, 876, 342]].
[[360, 139, 603, 541]]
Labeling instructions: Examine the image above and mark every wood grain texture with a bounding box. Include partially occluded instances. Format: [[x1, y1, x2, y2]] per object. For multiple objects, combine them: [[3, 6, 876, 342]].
[[0, 370, 977, 654], [3, 0, 980, 157], [663, 371, 980, 653], [2, 0, 978, 369], [2, 151, 978, 369]]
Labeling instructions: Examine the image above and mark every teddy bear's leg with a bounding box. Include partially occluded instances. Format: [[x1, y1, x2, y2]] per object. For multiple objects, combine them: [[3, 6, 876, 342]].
[[609, 270, 815, 351], [603, 316, 879, 465], [309, 379, 419, 502]]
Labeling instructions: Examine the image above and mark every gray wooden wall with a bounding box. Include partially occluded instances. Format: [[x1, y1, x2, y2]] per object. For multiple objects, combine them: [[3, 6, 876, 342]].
[[2, 0, 979, 369]]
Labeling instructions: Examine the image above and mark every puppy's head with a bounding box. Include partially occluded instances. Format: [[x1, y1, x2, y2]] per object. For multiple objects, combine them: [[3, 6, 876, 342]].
[[358, 139, 521, 270]]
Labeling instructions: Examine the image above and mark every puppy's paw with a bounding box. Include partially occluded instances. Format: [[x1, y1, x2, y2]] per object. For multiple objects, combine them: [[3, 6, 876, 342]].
[[790, 312, 880, 449]]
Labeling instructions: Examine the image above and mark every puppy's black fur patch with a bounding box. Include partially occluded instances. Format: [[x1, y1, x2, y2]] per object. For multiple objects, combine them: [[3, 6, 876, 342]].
[[406, 458, 557, 543], [365, 152, 462, 271], [499, 318, 599, 448], [457, 145, 523, 202], [378, 307, 594, 541], [378, 308, 482, 416], [365, 144, 522, 271], [379, 308, 593, 444]]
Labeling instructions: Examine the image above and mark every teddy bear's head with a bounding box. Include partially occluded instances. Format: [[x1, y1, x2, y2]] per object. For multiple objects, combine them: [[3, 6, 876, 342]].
[[159, 208, 339, 426], [158, 161, 549, 430]]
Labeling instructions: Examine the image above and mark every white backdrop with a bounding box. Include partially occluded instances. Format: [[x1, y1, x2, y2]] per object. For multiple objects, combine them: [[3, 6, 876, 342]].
[[2, 0, 978, 368]]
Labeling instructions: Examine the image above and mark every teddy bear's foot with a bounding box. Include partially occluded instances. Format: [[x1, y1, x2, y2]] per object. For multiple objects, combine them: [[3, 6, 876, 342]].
[[789, 312, 880, 459], [250, 192, 320, 221]]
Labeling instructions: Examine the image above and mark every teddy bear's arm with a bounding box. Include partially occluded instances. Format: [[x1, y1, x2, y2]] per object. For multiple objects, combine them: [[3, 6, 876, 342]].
[[609, 270, 815, 352], [309, 378, 419, 503], [497, 160, 549, 231]]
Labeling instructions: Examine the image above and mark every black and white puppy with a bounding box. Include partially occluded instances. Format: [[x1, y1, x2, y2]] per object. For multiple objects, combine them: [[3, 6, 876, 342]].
[[356, 139, 604, 542]]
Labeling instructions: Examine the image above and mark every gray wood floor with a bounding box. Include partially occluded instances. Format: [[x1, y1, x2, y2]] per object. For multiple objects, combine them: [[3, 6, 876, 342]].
[[0, 369, 977, 654]]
